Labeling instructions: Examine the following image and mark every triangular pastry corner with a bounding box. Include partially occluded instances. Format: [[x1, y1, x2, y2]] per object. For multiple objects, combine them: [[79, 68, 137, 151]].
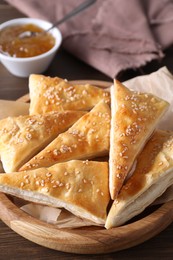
[[0, 110, 86, 172], [0, 160, 110, 225], [20, 100, 111, 171], [109, 79, 169, 200], [29, 74, 110, 114], [106, 130, 173, 229]]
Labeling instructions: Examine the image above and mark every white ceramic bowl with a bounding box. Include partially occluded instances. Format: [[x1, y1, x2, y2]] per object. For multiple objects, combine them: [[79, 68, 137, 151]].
[[0, 18, 62, 77]]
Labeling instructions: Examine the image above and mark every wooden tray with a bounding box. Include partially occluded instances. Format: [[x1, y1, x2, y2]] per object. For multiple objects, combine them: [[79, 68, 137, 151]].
[[0, 79, 173, 254]]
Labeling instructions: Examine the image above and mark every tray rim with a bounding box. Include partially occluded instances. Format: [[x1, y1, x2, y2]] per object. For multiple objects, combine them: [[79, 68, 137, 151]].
[[0, 192, 173, 254]]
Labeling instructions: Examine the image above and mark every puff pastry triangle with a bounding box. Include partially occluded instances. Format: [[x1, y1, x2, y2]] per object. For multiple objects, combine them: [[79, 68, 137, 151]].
[[106, 130, 173, 228], [20, 100, 110, 171], [0, 110, 85, 172], [0, 160, 110, 224], [109, 80, 169, 199], [29, 74, 110, 114]]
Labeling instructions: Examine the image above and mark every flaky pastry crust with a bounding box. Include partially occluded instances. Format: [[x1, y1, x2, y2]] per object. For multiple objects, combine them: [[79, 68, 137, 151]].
[[20, 101, 110, 171], [29, 74, 110, 114], [109, 80, 169, 199]]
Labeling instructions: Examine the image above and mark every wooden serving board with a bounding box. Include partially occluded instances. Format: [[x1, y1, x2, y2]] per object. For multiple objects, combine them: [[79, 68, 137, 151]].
[[0, 79, 173, 254], [0, 193, 173, 254]]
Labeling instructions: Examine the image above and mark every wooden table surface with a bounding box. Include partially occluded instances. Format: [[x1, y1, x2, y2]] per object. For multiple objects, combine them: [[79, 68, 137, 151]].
[[0, 1, 173, 259]]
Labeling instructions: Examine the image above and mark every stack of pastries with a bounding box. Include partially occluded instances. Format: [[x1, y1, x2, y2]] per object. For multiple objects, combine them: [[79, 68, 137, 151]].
[[0, 74, 173, 229]]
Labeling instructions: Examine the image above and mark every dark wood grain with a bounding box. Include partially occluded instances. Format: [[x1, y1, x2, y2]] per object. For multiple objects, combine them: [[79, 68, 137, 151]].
[[0, 0, 173, 259]]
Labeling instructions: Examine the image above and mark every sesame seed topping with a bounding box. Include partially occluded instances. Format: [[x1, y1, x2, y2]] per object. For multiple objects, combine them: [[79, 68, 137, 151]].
[[83, 178, 87, 183], [46, 172, 52, 177], [25, 179, 30, 184], [65, 183, 70, 190], [158, 161, 163, 166], [114, 199, 119, 205], [42, 187, 49, 193], [53, 149, 60, 156], [83, 160, 89, 165], [41, 180, 45, 187], [35, 180, 40, 186]]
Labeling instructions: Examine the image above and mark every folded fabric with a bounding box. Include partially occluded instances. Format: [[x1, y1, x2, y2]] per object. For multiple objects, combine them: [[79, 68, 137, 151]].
[[5, 0, 173, 77]]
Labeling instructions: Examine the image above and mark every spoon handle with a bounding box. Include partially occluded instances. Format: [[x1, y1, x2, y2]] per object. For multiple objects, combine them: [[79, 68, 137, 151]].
[[46, 0, 97, 32]]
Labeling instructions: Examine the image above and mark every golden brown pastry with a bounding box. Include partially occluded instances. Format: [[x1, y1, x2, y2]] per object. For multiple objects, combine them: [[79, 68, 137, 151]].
[[20, 100, 111, 171], [109, 80, 169, 200], [29, 74, 110, 114], [0, 160, 110, 224], [105, 130, 173, 229], [0, 110, 85, 172]]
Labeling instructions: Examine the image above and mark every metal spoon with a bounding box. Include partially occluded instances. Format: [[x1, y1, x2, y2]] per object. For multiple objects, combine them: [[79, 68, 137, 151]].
[[19, 0, 96, 39]]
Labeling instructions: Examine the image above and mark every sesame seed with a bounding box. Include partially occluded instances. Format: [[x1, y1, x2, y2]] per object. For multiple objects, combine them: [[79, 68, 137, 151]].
[[114, 199, 119, 205], [46, 172, 52, 177], [158, 161, 163, 166], [83, 179, 87, 183], [65, 183, 70, 190], [42, 187, 49, 193], [25, 133, 32, 140], [60, 145, 72, 153], [83, 160, 89, 165], [41, 180, 45, 187], [53, 149, 60, 156]]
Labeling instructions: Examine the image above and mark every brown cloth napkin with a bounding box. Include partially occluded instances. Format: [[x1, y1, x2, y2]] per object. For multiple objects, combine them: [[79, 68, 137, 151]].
[[5, 0, 173, 77]]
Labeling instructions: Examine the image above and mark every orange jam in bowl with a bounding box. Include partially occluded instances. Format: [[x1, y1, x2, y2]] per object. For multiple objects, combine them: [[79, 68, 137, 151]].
[[0, 23, 56, 58]]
